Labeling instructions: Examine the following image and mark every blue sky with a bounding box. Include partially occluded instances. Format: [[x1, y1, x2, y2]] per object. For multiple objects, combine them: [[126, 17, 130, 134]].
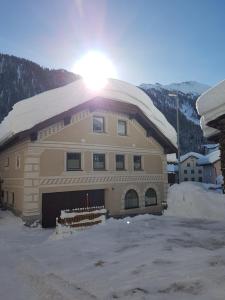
[[1, 0, 225, 85]]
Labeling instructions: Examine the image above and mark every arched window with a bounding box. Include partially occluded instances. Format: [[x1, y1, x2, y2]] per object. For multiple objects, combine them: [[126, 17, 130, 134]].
[[145, 188, 157, 206], [125, 189, 139, 209]]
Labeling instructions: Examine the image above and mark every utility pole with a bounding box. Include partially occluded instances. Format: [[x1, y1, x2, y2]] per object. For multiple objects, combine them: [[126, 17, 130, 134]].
[[168, 93, 181, 183]]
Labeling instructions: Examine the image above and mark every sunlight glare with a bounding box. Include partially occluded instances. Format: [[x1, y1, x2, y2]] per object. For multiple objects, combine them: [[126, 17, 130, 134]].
[[73, 51, 117, 91]]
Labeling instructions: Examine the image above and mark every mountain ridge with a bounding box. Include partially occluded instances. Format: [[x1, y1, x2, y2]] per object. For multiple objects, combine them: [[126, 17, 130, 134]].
[[0, 53, 208, 154], [139, 82, 208, 154], [140, 80, 210, 96]]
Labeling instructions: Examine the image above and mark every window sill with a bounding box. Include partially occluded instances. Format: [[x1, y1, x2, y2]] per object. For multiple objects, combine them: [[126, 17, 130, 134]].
[[93, 169, 107, 171], [125, 206, 139, 210], [92, 131, 108, 135], [66, 169, 83, 172]]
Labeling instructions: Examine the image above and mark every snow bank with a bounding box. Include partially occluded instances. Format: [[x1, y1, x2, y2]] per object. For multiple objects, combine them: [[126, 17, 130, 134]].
[[165, 182, 225, 220], [0, 78, 177, 148]]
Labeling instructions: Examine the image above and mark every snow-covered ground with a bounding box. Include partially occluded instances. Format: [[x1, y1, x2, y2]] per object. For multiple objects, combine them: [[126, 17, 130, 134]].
[[1, 182, 225, 299], [166, 182, 225, 220]]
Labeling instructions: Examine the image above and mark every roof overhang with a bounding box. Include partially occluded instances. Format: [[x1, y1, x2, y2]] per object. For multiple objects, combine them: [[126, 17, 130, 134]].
[[0, 97, 177, 154]]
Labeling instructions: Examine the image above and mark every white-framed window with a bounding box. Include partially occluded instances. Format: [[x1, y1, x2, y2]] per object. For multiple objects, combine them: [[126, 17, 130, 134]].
[[116, 154, 125, 170], [117, 120, 127, 136], [93, 116, 105, 133], [145, 188, 157, 206], [66, 152, 82, 171], [93, 153, 105, 170], [133, 155, 142, 171]]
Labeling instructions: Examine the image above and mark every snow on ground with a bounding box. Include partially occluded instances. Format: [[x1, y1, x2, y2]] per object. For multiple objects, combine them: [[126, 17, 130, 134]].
[[1, 182, 225, 299], [166, 182, 225, 220]]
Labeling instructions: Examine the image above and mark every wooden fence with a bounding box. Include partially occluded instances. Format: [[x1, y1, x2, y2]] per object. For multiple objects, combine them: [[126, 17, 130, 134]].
[[56, 206, 107, 234]]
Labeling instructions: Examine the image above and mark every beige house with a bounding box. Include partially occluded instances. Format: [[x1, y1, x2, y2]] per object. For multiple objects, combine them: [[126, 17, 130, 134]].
[[197, 150, 222, 184], [0, 79, 177, 227], [180, 152, 204, 182]]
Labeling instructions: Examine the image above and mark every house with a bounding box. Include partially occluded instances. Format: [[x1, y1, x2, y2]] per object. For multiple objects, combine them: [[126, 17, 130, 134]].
[[196, 80, 225, 191], [197, 150, 222, 184], [167, 153, 178, 185], [179, 152, 204, 182], [0, 78, 177, 227]]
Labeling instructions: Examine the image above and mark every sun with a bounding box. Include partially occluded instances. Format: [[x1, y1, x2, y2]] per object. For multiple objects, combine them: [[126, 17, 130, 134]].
[[73, 51, 117, 91]]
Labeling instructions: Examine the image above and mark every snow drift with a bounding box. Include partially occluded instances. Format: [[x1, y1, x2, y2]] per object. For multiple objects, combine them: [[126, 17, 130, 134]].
[[165, 182, 225, 220]]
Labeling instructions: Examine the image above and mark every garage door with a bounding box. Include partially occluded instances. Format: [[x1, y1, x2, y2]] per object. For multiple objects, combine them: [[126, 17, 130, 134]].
[[42, 189, 105, 228]]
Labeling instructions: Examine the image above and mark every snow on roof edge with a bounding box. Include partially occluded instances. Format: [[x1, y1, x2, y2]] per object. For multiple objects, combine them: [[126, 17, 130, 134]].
[[0, 78, 177, 149], [197, 150, 221, 166], [180, 152, 204, 163]]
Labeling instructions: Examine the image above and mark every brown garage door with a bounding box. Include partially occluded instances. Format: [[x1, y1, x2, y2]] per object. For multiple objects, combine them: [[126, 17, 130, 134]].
[[42, 189, 105, 228]]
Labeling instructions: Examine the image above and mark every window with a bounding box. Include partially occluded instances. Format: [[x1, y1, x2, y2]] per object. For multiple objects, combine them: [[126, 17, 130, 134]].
[[184, 178, 188, 181], [118, 120, 127, 136], [93, 116, 104, 133], [4, 157, 9, 168], [199, 177, 202, 182], [116, 155, 125, 170], [145, 188, 157, 206], [125, 189, 139, 209], [191, 169, 195, 174], [16, 155, 20, 169], [93, 154, 105, 170], [198, 169, 202, 174], [187, 162, 190, 167], [66, 153, 81, 171], [133, 155, 142, 170], [191, 178, 195, 181], [184, 170, 187, 174]]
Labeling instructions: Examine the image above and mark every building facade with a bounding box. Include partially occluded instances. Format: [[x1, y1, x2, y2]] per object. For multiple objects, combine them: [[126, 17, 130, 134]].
[[180, 153, 204, 182], [0, 79, 177, 227], [197, 150, 222, 184]]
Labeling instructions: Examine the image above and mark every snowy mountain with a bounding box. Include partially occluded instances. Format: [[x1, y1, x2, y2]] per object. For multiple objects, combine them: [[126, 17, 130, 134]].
[[139, 81, 211, 154], [140, 81, 210, 96], [0, 53, 80, 122], [0, 53, 209, 155]]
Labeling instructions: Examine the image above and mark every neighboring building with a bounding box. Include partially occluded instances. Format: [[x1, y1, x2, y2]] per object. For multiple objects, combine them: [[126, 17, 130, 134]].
[[197, 150, 222, 184], [180, 152, 204, 182], [196, 80, 225, 191], [0, 79, 177, 227], [167, 153, 178, 185]]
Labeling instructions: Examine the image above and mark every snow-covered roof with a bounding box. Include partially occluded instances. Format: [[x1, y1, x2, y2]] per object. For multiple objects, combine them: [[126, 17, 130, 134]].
[[167, 164, 178, 173], [0, 78, 177, 149], [197, 150, 221, 166], [203, 144, 219, 150], [180, 152, 204, 163], [167, 153, 178, 163], [196, 80, 225, 137]]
